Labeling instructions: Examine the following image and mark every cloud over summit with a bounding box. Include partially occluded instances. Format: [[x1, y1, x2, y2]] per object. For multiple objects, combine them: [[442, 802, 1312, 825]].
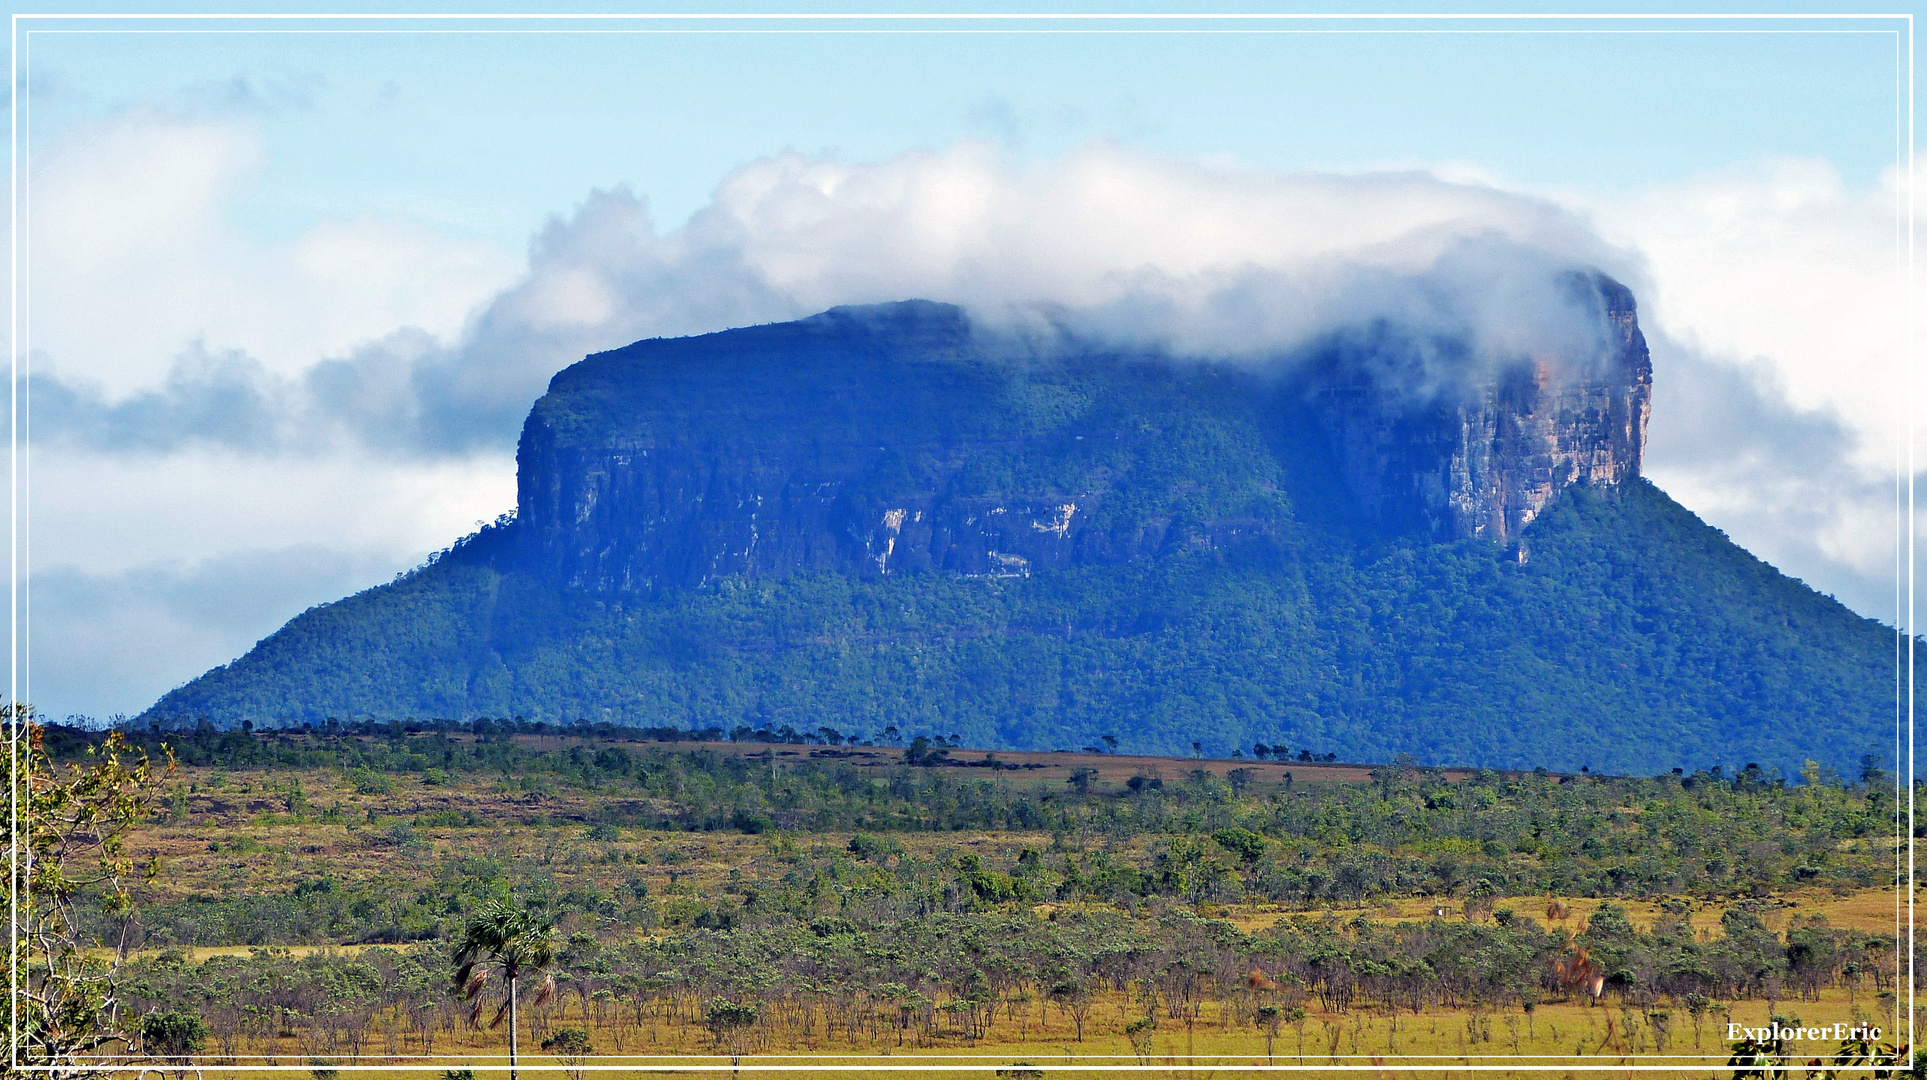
[[33, 139, 1641, 457], [613, 140, 1635, 373]]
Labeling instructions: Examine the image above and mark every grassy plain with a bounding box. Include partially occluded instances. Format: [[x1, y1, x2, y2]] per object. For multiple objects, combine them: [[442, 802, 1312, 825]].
[[118, 991, 1895, 1079], [128, 743, 1439, 921], [68, 729, 1913, 1078]]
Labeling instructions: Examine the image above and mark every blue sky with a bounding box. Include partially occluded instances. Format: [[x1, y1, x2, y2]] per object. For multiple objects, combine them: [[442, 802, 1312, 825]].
[[27, 18, 1906, 242], [10, 4, 1920, 721]]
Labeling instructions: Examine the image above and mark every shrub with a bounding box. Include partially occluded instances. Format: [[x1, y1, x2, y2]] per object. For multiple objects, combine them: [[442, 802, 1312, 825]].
[[346, 768, 392, 795], [139, 1011, 207, 1060]]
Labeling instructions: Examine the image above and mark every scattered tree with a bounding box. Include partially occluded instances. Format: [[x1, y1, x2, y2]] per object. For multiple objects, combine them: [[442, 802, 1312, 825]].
[[139, 1010, 206, 1080], [6, 708, 170, 1077], [1255, 1004, 1283, 1064], [540, 1026, 592, 1080], [704, 999, 759, 1076], [452, 901, 558, 1080]]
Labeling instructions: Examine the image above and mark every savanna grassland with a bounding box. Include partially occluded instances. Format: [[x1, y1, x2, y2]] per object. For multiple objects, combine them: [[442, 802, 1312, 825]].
[[48, 721, 1918, 1078]]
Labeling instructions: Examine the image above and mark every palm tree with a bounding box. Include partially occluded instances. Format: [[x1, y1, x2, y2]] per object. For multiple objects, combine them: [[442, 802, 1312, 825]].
[[451, 900, 558, 1080]]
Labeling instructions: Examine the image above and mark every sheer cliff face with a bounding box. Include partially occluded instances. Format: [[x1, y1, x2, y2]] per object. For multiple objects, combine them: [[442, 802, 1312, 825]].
[[513, 302, 1289, 592], [515, 285, 1651, 592], [1303, 276, 1652, 544]]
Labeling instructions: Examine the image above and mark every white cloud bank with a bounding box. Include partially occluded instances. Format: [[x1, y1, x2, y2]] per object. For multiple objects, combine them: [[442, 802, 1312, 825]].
[[30, 110, 521, 393], [37, 138, 1646, 457], [22, 118, 1915, 717], [1586, 156, 1906, 474], [1571, 156, 1914, 621], [498, 140, 1641, 369]]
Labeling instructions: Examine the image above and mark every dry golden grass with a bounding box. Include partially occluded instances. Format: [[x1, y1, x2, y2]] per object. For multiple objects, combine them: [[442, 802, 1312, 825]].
[[104, 985, 1903, 1079], [116, 756, 1913, 1077]]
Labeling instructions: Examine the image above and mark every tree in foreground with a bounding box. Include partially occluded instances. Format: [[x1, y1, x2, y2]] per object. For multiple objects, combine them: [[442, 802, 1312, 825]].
[[1254, 1005, 1282, 1064], [4, 707, 169, 1078], [540, 1027, 591, 1080], [451, 900, 557, 1080], [703, 999, 758, 1078], [139, 1010, 207, 1080]]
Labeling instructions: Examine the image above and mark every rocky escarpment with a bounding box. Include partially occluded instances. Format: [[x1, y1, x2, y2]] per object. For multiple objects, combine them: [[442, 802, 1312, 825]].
[[1301, 274, 1651, 544], [514, 300, 1302, 592], [515, 283, 1649, 592]]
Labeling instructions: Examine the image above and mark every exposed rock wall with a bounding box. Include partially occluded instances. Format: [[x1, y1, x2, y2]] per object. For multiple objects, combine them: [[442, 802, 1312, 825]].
[[514, 282, 1652, 593], [515, 429, 1161, 590], [1301, 275, 1651, 543], [513, 303, 1207, 592]]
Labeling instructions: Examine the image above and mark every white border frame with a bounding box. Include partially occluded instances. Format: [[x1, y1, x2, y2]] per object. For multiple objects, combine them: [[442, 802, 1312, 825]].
[[3, 10, 1915, 1074]]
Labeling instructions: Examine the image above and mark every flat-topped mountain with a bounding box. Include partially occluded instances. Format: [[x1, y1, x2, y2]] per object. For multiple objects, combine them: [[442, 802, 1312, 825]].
[[143, 288, 1896, 776], [519, 283, 1649, 591]]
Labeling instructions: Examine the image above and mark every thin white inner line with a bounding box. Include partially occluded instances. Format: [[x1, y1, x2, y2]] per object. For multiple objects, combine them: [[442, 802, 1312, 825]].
[[1896, 8, 1911, 1064], [2, 10, 1919, 18], [9, 8, 1914, 1069], [10, 11, 20, 1074], [12, 27, 1908, 33]]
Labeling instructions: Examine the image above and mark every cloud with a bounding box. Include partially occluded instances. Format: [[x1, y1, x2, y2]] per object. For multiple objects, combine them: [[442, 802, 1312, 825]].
[[1564, 156, 1916, 623], [29, 108, 520, 393], [33, 139, 1644, 457], [35, 112, 255, 281], [664, 141, 1630, 352], [30, 447, 516, 577], [1575, 156, 1909, 478], [30, 343, 289, 453]]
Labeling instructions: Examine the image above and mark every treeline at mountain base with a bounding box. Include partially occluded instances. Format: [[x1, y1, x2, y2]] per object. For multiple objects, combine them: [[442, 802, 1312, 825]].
[[40, 723, 1921, 1078]]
